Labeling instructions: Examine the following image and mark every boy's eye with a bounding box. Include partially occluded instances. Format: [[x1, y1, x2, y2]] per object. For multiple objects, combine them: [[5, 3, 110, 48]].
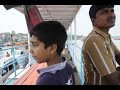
[[30, 42, 38, 47]]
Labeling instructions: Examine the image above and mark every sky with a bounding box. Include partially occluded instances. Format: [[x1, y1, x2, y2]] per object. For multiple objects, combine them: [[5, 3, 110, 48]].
[[0, 5, 28, 34], [0, 5, 120, 36]]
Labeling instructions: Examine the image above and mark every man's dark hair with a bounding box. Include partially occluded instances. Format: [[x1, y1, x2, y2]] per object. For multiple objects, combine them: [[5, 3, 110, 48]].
[[30, 21, 67, 55], [89, 5, 114, 22]]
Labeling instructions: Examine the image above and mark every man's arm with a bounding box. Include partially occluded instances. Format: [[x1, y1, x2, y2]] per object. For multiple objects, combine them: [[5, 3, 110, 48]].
[[115, 53, 120, 65], [115, 53, 120, 71], [102, 71, 120, 85]]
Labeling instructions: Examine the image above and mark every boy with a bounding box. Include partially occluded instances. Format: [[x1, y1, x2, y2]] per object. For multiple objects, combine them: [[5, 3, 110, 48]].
[[30, 21, 75, 85]]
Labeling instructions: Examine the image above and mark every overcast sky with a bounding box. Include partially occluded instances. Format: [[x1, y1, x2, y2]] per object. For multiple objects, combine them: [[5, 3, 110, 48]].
[[0, 5, 120, 36], [0, 5, 28, 34]]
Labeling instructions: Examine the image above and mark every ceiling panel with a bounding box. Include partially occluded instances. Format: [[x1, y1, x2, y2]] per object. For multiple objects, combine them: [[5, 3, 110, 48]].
[[14, 5, 82, 30]]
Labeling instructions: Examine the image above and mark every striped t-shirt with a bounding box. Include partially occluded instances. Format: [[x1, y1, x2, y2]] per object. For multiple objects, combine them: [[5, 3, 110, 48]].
[[82, 27, 120, 85]]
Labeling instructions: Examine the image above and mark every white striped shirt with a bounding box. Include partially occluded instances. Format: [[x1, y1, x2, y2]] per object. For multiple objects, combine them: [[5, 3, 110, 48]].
[[82, 27, 120, 85]]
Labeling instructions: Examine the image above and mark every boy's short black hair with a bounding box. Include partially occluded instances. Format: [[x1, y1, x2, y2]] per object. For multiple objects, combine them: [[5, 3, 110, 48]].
[[30, 21, 67, 55], [89, 5, 114, 20]]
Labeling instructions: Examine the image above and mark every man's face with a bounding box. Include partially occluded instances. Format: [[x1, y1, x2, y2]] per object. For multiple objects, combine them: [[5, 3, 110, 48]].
[[93, 7, 116, 29], [30, 35, 50, 64]]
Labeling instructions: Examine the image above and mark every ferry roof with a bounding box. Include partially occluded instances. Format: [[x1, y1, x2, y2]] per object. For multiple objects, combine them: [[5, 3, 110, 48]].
[[14, 5, 81, 30]]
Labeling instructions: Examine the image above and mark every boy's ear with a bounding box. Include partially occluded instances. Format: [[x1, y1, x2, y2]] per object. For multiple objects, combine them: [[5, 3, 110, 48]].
[[49, 44, 57, 54]]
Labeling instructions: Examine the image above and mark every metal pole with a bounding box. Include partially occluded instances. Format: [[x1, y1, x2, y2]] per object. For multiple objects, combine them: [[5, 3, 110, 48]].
[[73, 17, 76, 63], [74, 17, 77, 46], [27, 33, 31, 67], [12, 47, 16, 77]]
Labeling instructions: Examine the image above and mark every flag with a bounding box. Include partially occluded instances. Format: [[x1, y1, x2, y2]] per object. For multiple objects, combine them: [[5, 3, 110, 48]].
[[23, 5, 43, 32]]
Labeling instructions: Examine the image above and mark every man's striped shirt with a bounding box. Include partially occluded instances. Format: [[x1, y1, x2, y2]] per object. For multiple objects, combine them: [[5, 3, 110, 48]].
[[82, 27, 120, 85]]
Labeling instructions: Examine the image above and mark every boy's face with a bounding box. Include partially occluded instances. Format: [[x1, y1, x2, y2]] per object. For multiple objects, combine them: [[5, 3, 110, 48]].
[[30, 35, 51, 64]]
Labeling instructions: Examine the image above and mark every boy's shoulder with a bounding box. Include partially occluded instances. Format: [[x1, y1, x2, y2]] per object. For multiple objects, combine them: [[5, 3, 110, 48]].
[[36, 72, 60, 85], [66, 62, 73, 70], [36, 62, 74, 85]]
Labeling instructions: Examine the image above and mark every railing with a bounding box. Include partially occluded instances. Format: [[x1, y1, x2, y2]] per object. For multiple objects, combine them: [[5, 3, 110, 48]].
[[2, 61, 17, 85], [0, 47, 17, 76], [0, 42, 85, 85], [67, 42, 84, 85], [4, 64, 30, 85], [0, 46, 29, 85]]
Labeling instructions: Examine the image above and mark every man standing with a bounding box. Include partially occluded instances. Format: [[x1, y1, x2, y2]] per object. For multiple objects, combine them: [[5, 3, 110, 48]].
[[6, 52, 10, 57], [82, 5, 120, 85]]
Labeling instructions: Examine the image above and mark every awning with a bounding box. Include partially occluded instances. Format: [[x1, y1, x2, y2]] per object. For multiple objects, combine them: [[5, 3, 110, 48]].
[[14, 5, 82, 30]]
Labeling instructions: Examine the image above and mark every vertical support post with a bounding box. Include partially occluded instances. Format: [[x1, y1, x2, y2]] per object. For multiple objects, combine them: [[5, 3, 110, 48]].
[[70, 25, 74, 64], [68, 27, 70, 50], [27, 33, 31, 66], [80, 48, 84, 85], [12, 47, 16, 77], [73, 17, 76, 62], [74, 17, 77, 46]]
